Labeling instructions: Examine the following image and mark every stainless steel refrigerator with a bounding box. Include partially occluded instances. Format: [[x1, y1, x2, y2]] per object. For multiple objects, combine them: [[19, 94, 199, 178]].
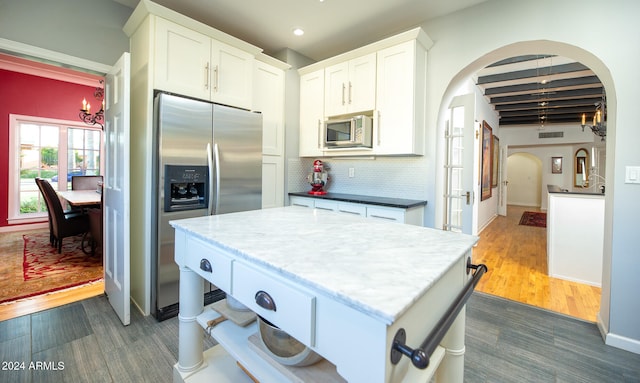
[[151, 92, 262, 320]]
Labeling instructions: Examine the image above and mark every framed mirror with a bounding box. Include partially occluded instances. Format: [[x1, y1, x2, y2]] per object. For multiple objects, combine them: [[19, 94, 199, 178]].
[[574, 148, 589, 187]]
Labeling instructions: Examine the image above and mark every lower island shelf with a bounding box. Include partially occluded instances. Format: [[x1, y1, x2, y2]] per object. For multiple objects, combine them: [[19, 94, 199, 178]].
[[178, 303, 345, 383]]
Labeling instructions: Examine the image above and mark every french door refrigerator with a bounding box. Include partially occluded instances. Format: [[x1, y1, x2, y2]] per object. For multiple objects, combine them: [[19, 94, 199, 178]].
[[152, 92, 262, 320]]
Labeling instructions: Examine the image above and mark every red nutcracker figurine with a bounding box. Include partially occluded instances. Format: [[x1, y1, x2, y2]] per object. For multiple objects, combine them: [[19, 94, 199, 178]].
[[307, 159, 329, 195]]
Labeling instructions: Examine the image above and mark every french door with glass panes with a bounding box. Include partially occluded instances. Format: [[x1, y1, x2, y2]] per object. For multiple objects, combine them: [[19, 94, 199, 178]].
[[443, 94, 475, 234]]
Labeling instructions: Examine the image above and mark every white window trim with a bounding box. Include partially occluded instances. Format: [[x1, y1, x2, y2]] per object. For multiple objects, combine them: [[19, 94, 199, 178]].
[[8, 114, 103, 225]]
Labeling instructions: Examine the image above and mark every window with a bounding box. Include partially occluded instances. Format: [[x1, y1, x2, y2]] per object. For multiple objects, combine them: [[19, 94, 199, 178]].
[[8, 114, 103, 224]]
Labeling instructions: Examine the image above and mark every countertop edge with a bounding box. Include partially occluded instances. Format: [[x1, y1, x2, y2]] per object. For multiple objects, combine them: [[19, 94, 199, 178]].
[[288, 192, 428, 209]]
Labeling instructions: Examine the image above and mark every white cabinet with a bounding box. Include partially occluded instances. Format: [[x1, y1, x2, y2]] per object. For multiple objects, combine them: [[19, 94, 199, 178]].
[[254, 58, 287, 208], [154, 17, 254, 109], [290, 195, 424, 225], [374, 39, 427, 155], [299, 69, 325, 157], [324, 53, 376, 117], [297, 27, 431, 157]]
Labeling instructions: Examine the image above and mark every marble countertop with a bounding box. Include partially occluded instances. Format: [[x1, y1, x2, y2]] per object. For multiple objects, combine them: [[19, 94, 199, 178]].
[[170, 206, 477, 325], [547, 184, 605, 196], [289, 191, 428, 209]]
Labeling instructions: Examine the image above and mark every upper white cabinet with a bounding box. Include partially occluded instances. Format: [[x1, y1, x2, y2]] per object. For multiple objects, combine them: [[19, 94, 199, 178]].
[[324, 53, 376, 117], [298, 27, 432, 157], [155, 17, 254, 109], [299, 69, 325, 157], [374, 39, 427, 155]]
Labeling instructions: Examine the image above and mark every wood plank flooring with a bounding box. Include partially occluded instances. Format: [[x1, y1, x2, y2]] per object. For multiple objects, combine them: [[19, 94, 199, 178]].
[[473, 205, 601, 322], [1, 292, 638, 383]]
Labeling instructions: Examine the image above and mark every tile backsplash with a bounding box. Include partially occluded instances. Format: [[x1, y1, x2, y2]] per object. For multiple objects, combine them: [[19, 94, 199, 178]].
[[288, 157, 428, 200]]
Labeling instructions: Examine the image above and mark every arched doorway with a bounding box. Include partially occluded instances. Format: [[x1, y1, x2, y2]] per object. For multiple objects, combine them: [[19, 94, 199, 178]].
[[435, 41, 613, 323]]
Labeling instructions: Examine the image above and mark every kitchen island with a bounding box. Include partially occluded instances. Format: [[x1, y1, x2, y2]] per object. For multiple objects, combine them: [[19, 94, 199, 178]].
[[547, 185, 604, 286], [170, 206, 478, 383]]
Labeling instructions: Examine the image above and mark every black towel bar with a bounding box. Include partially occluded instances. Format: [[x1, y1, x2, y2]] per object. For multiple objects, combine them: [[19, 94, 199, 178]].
[[390, 260, 488, 369]]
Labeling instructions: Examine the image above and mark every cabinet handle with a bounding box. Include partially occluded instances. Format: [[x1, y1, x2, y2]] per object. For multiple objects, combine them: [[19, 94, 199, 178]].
[[199, 259, 212, 273], [213, 65, 219, 92], [204, 63, 210, 90], [342, 83, 346, 105], [255, 290, 276, 311], [317, 119, 322, 148], [348, 81, 352, 104], [339, 209, 361, 215], [369, 214, 396, 221]]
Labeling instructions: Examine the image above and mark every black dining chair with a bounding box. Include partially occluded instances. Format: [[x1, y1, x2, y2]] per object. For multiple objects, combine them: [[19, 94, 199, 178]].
[[36, 178, 90, 253]]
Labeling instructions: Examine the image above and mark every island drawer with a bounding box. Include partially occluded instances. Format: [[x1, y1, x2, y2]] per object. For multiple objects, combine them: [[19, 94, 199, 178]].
[[232, 261, 316, 346], [185, 236, 233, 292]]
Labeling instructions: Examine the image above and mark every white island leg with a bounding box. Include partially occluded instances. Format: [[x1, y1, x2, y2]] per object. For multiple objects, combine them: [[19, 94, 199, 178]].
[[435, 306, 466, 383], [174, 266, 205, 379]]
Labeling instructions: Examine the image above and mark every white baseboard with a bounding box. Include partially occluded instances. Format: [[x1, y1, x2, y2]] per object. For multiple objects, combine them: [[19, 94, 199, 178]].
[[597, 311, 640, 354], [605, 332, 640, 355]]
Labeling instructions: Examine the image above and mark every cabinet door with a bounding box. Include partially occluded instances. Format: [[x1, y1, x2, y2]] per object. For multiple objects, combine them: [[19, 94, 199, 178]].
[[299, 69, 325, 157], [254, 61, 284, 156], [155, 17, 211, 100], [211, 40, 254, 109], [324, 61, 349, 117], [348, 53, 376, 114], [375, 40, 426, 155], [254, 61, 285, 209], [324, 54, 376, 117], [262, 156, 284, 209]]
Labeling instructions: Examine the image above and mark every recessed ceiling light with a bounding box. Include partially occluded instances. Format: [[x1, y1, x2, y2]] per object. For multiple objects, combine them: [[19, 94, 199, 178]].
[[293, 28, 305, 36]]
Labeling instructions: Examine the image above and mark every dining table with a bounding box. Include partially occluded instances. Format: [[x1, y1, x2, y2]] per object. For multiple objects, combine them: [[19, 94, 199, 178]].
[[57, 190, 102, 207], [57, 190, 102, 255]]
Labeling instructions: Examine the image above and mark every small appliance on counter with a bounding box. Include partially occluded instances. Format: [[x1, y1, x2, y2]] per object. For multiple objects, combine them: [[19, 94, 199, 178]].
[[307, 159, 329, 195]]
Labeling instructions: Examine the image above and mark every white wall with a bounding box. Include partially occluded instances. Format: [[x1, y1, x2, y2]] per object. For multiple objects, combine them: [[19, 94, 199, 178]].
[[422, 0, 640, 353], [474, 84, 500, 233]]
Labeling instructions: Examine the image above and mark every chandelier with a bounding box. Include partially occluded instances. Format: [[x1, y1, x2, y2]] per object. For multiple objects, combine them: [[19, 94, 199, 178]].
[[79, 80, 104, 128], [581, 93, 606, 141]]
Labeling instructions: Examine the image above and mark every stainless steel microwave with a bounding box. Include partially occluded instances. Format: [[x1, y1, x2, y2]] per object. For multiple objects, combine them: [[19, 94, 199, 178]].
[[324, 115, 373, 148]]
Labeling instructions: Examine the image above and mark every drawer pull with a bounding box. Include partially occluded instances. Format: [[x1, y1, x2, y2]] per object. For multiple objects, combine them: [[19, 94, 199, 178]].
[[200, 259, 212, 273], [255, 290, 277, 311]]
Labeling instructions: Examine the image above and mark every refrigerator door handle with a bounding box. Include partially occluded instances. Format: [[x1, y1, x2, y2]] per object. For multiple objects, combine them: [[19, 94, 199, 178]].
[[207, 143, 214, 215], [213, 143, 221, 214]]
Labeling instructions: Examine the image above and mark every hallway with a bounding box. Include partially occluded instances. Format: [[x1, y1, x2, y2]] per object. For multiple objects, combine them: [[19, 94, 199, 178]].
[[473, 205, 601, 322]]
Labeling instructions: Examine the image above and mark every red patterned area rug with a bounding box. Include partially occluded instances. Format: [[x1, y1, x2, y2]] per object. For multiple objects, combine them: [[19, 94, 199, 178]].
[[0, 232, 103, 304], [519, 211, 547, 228]]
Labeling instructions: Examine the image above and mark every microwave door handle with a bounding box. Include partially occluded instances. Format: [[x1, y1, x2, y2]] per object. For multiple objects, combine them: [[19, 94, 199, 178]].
[[351, 119, 357, 144]]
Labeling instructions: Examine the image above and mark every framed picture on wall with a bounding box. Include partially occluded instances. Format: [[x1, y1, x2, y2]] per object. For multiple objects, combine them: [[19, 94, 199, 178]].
[[552, 157, 563, 174], [481, 121, 493, 201], [492, 135, 499, 187]]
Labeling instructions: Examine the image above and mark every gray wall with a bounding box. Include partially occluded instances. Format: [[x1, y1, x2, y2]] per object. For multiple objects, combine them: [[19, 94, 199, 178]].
[[0, 0, 132, 66]]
